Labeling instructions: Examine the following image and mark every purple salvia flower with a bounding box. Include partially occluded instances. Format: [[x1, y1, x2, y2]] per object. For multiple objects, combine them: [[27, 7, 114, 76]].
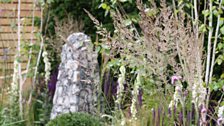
[[184, 90, 188, 97], [178, 111, 183, 124], [103, 81, 110, 97], [112, 81, 118, 96], [103, 72, 111, 97], [138, 88, 143, 107], [157, 107, 161, 125], [187, 111, 192, 125], [168, 107, 172, 117], [171, 75, 182, 84], [173, 105, 176, 115], [48, 68, 58, 98], [162, 111, 165, 126], [191, 103, 195, 120]]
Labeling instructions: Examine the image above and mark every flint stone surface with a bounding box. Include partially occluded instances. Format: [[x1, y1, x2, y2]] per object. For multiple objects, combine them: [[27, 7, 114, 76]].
[[50, 33, 99, 119]]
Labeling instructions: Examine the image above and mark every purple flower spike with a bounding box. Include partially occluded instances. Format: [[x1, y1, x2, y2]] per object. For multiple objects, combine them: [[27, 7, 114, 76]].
[[184, 90, 188, 97], [138, 88, 143, 107], [103, 72, 111, 97], [171, 75, 182, 84], [157, 107, 161, 124], [187, 111, 192, 125], [112, 81, 118, 96], [173, 105, 176, 115], [168, 107, 172, 117], [48, 68, 58, 98], [178, 111, 183, 123]]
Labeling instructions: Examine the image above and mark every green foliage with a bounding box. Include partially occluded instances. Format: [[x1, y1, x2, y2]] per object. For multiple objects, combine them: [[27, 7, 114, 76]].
[[210, 79, 224, 91], [45, 0, 110, 38], [46, 113, 102, 126], [32, 89, 52, 125], [0, 94, 25, 126], [0, 0, 11, 3]]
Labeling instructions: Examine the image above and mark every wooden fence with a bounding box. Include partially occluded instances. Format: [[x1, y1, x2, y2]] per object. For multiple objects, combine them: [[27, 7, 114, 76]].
[[0, 0, 41, 86]]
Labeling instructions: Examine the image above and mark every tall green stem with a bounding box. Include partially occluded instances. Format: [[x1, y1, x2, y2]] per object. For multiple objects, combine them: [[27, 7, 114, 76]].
[[205, 0, 213, 86], [17, 0, 23, 118], [205, 0, 213, 118], [181, 101, 186, 126], [209, 0, 222, 84]]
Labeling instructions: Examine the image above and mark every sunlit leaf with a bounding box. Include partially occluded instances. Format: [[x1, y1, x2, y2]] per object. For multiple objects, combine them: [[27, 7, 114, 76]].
[[99, 3, 108, 9], [123, 19, 132, 26], [220, 26, 224, 34]]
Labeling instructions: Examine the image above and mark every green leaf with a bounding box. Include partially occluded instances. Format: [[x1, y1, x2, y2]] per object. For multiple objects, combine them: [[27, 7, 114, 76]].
[[221, 73, 224, 79], [186, 3, 193, 8], [101, 44, 110, 50], [220, 26, 224, 34], [123, 19, 132, 26], [221, 101, 224, 106], [47, 0, 54, 4], [104, 6, 110, 16], [27, 72, 34, 78], [219, 18, 224, 26], [96, 46, 101, 53], [217, 43, 223, 50], [111, 0, 117, 5], [104, 48, 110, 55], [213, 85, 219, 91], [0, 0, 12, 3], [99, 3, 108, 10], [213, 9, 219, 17], [218, 8, 223, 15], [199, 24, 207, 32], [119, 0, 128, 2], [36, 99, 44, 104], [16, 57, 22, 63], [108, 59, 121, 67], [120, 65, 126, 74], [202, 10, 209, 17], [216, 57, 223, 65]]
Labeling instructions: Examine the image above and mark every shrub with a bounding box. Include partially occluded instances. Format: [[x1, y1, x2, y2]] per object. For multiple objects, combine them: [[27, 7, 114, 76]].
[[46, 112, 102, 126]]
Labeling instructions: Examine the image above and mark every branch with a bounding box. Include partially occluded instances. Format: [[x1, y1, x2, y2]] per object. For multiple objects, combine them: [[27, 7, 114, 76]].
[[209, 0, 223, 83], [22, 0, 37, 85], [205, 0, 213, 85], [28, 5, 44, 104], [17, 0, 23, 118]]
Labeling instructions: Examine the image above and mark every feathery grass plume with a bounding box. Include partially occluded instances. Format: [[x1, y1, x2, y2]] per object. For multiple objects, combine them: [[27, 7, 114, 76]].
[[48, 16, 84, 55], [131, 74, 141, 120], [42, 50, 51, 85], [115, 66, 126, 109], [87, 0, 207, 125], [136, 0, 206, 125], [136, 0, 206, 111], [10, 59, 19, 102]]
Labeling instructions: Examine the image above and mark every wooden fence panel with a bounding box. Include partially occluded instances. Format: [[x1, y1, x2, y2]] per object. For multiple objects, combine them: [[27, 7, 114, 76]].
[[0, 0, 41, 85], [0, 26, 38, 32]]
